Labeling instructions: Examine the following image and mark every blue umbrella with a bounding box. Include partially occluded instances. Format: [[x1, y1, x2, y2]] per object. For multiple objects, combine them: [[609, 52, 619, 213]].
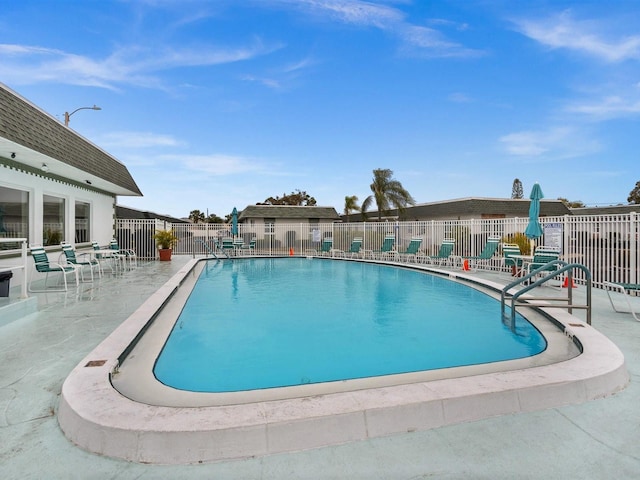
[[524, 183, 544, 253], [231, 207, 238, 236]]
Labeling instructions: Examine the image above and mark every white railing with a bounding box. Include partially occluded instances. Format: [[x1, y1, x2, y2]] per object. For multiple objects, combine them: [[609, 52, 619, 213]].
[[115, 212, 640, 288]]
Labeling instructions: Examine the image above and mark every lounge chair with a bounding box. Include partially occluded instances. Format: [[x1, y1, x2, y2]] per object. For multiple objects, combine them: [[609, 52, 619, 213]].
[[502, 243, 523, 276], [318, 237, 334, 256], [421, 238, 455, 266], [29, 245, 78, 292], [457, 236, 500, 271], [397, 237, 423, 263], [334, 237, 363, 258], [61, 242, 100, 282], [604, 282, 640, 321], [370, 234, 395, 259]]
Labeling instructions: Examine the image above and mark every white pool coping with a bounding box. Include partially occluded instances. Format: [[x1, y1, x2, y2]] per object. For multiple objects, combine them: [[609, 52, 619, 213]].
[[58, 258, 629, 465]]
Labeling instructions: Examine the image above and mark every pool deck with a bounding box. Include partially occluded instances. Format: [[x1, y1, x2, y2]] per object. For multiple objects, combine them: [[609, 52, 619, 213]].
[[1, 256, 640, 478]]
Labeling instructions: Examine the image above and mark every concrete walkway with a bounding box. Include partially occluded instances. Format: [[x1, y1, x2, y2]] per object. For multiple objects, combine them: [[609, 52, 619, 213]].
[[1, 257, 639, 479]]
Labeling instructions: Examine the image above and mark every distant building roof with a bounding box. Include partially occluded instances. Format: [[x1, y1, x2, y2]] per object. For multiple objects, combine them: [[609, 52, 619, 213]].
[[116, 205, 189, 223], [239, 205, 341, 221], [356, 197, 572, 221], [571, 204, 640, 215], [0, 82, 142, 197]]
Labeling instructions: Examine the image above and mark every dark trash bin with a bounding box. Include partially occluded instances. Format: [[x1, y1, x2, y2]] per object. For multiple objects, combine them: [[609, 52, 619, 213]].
[[0, 271, 13, 297]]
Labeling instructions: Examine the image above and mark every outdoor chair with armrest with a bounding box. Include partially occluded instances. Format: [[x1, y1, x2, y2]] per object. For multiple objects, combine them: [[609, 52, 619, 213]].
[[524, 246, 562, 287], [109, 239, 138, 268], [29, 245, 78, 292], [61, 242, 100, 282], [397, 237, 423, 263], [502, 243, 524, 276], [333, 237, 363, 258], [457, 236, 501, 271], [370, 235, 396, 260], [421, 238, 456, 266]]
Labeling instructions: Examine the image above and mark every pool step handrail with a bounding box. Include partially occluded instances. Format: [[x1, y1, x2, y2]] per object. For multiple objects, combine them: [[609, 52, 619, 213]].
[[501, 261, 592, 329], [194, 239, 228, 259]]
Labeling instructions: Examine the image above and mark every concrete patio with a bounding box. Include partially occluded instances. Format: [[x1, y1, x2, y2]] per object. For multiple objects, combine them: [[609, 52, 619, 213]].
[[1, 256, 639, 479]]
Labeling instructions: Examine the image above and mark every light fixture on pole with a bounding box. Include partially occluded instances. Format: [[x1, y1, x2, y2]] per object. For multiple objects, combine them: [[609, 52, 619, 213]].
[[64, 105, 101, 126]]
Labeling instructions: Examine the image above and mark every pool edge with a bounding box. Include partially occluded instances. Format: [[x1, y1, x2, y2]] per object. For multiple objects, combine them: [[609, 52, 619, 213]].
[[57, 258, 630, 464]]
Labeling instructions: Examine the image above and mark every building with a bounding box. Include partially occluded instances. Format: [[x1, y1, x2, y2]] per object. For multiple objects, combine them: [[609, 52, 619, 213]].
[[238, 205, 340, 225], [238, 205, 340, 252], [348, 197, 572, 221], [116, 205, 188, 224], [0, 82, 141, 288]]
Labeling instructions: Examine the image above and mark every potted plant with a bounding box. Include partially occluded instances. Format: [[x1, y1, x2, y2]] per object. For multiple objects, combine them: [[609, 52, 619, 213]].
[[153, 229, 179, 261]]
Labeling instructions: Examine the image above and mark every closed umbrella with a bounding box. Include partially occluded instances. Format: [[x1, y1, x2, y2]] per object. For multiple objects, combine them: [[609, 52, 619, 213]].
[[524, 183, 544, 254], [231, 207, 238, 237]]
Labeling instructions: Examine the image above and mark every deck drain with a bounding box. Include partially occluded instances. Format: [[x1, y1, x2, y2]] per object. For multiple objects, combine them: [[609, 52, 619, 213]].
[[84, 360, 107, 367], [568, 323, 585, 327]]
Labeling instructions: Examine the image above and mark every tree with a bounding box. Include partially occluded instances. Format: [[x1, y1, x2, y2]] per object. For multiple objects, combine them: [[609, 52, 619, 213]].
[[257, 189, 317, 206], [343, 195, 360, 222], [628, 181, 640, 204], [361, 168, 416, 221], [557, 197, 585, 208], [189, 209, 205, 223], [511, 178, 524, 199], [205, 213, 224, 223]]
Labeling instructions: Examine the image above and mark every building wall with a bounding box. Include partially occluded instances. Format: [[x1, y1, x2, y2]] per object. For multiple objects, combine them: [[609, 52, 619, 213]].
[[0, 163, 117, 288]]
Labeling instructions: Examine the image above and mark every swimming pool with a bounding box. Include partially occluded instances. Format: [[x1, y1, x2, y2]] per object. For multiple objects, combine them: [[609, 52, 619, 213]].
[[154, 258, 546, 392], [59, 256, 628, 464]]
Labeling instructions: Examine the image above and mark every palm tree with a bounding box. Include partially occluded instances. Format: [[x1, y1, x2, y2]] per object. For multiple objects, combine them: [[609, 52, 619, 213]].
[[189, 209, 205, 224], [343, 195, 360, 222], [361, 169, 416, 220]]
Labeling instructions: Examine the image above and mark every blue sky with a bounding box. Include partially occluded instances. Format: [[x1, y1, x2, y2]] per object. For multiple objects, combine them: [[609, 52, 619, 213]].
[[2, 0, 639, 219]]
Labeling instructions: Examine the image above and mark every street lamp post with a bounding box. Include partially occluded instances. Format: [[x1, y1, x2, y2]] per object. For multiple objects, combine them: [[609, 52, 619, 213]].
[[64, 105, 101, 126]]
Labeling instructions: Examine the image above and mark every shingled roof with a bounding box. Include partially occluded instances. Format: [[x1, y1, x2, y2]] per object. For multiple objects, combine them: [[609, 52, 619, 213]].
[[571, 205, 639, 215], [360, 197, 572, 220], [116, 205, 189, 223], [0, 83, 142, 196], [238, 205, 340, 221]]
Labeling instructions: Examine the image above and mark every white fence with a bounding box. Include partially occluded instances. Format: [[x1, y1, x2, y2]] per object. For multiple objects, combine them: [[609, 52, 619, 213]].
[[115, 213, 639, 288]]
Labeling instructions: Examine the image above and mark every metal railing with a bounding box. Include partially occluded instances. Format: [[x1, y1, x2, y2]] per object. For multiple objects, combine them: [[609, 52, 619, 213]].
[[501, 261, 593, 327], [113, 212, 639, 289]]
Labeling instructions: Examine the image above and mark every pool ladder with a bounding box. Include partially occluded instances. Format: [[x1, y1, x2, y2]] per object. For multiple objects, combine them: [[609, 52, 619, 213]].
[[194, 239, 229, 259], [500, 260, 592, 330]]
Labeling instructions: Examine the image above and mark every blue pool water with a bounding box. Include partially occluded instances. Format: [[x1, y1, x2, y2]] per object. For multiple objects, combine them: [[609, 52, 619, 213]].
[[154, 258, 546, 392]]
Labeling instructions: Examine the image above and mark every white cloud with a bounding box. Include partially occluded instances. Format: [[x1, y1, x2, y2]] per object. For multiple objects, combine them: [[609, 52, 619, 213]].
[[566, 95, 640, 119], [272, 0, 484, 58], [178, 154, 270, 176], [98, 131, 184, 149], [448, 92, 473, 103], [513, 10, 640, 62], [0, 39, 281, 90], [499, 126, 600, 159]]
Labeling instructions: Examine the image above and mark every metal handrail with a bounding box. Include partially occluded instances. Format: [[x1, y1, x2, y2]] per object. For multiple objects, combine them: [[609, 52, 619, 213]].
[[501, 260, 592, 329], [194, 239, 227, 259]]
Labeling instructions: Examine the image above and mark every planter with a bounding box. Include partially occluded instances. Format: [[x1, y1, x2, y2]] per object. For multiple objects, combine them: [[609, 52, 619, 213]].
[[158, 248, 172, 261]]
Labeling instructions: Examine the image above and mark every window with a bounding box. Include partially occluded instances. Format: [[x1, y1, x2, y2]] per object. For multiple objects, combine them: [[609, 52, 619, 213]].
[[0, 185, 29, 250], [265, 218, 275, 235], [75, 201, 90, 243], [43, 194, 65, 246]]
